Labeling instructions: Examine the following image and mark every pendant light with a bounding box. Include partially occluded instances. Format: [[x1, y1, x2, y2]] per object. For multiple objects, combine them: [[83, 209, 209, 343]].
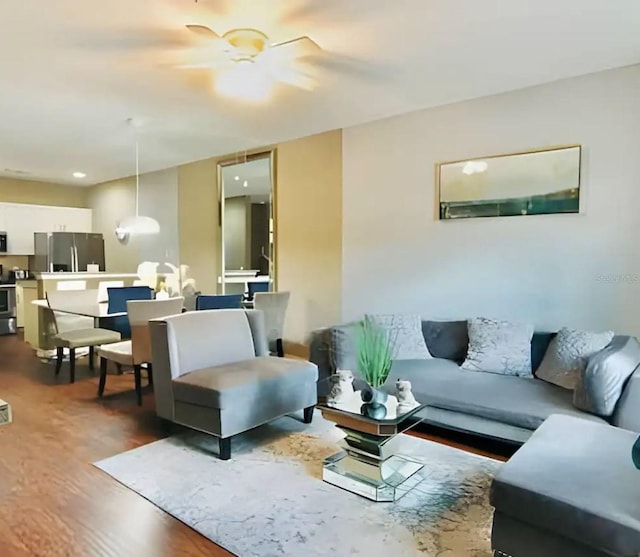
[[115, 120, 160, 243]]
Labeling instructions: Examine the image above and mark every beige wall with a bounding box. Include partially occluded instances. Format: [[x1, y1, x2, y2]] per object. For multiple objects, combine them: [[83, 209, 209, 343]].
[[86, 177, 139, 273], [87, 130, 343, 345], [0, 177, 88, 271], [277, 130, 343, 344], [0, 177, 88, 207], [178, 157, 220, 294]]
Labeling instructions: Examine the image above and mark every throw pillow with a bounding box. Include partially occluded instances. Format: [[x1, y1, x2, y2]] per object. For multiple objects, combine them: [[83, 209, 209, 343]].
[[573, 335, 640, 416], [365, 313, 432, 360], [536, 327, 614, 390], [461, 317, 534, 376], [330, 323, 360, 372]]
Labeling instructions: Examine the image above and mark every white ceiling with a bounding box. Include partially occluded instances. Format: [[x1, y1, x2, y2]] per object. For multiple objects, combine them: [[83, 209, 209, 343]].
[[1, 0, 639, 186]]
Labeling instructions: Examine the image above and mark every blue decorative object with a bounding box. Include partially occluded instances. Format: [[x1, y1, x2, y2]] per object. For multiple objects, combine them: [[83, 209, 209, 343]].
[[633, 436, 640, 470]]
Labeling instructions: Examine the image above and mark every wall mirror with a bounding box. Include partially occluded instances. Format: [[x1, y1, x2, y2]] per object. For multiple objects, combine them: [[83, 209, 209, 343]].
[[219, 151, 275, 296]]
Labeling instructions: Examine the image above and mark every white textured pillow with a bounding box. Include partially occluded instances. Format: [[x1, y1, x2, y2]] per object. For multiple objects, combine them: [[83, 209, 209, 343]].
[[365, 314, 432, 360], [536, 327, 614, 390], [461, 317, 534, 376]]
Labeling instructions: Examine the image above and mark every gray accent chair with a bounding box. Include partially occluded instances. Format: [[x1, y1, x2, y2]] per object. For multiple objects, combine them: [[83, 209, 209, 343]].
[[491, 414, 640, 557], [149, 309, 318, 460]]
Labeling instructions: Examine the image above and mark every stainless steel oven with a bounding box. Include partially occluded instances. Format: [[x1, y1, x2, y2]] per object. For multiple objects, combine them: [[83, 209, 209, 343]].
[[0, 287, 17, 335]]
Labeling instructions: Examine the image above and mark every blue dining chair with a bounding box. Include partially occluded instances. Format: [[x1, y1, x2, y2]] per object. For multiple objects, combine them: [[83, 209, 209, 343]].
[[247, 281, 269, 301], [195, 294, 243, 310], [103, 286, 154, 339]]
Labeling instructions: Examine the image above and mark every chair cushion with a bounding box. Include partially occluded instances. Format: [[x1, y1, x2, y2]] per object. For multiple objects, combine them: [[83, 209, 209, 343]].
[[172, 356, 318, 410], [388, 359, 606, 430], [491, 414, 640, 556], [97, 340, 133, 365], [54, 328, 121, 349]]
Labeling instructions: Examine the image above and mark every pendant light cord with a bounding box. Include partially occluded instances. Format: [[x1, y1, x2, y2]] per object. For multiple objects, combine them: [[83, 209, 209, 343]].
[[135, 138, 140, 217]]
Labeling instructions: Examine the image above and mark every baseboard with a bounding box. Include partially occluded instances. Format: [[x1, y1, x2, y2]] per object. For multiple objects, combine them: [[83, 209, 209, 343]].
[[283, 341, 309, 360]]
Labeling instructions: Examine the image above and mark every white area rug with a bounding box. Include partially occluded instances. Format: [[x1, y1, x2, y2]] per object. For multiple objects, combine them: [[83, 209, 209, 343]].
[[95, 412, 500, 557]]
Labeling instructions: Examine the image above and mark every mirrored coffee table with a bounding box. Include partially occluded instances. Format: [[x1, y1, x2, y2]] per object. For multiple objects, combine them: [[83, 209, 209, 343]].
[[318, 390, 425, 502]]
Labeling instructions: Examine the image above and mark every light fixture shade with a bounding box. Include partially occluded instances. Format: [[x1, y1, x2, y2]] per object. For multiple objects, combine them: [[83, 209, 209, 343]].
[[116, 215, 160, 236]]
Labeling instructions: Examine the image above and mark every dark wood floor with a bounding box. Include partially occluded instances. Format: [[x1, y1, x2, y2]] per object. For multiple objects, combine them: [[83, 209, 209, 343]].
[[0, 333, 510, 557]]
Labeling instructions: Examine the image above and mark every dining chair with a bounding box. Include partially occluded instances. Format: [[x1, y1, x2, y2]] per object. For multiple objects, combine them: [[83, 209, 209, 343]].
[[246, 281, 270, 301], [102, 286, 154, 339], [195, 294, 243, 310], [97, 280, 124, 303], [97, 297, 184, 405], [253, 291, 290, 357], [46, 289, 121, 383]]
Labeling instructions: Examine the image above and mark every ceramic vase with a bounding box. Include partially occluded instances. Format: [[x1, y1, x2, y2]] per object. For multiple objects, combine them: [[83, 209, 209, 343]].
[[360, 386, 388, 419]]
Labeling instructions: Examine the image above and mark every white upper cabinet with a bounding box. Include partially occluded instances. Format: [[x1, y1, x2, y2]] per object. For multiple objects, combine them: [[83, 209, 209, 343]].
[[0, 203, 93, 254]]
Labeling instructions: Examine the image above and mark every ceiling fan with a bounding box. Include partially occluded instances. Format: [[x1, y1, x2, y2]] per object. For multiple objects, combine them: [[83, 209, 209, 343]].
[[173, 25, 323, 100]]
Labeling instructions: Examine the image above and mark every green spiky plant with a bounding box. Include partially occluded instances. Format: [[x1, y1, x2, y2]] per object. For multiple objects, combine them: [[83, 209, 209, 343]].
[[356, 320, 395, 388]]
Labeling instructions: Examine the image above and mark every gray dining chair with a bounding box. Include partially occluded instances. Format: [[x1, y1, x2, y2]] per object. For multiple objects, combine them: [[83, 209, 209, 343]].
[[46, 289, 121, 384], [98, 297, 183, 405], [253, 291, 290, 357]]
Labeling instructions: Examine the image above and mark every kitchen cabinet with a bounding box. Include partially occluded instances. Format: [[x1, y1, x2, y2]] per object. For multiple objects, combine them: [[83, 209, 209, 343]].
[[0, 203, 92, 255]]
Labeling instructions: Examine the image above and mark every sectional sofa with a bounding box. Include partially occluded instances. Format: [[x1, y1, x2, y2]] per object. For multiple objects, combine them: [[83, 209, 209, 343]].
[[309, 320, 640, 443]]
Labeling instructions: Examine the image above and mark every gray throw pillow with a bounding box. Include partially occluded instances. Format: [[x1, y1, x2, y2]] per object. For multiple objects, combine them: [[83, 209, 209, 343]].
[[461, 317, 534, 377], [536, 327, 614, 390], [330, 323, 360, 372], [365, 313, 432, 360], [573, 336, 640, 416]]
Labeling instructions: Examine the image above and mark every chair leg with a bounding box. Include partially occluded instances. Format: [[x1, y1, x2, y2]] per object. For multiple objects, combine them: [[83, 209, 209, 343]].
[[147, 364, 153, 387], [98, 357, 108, 397], [68, 348, 76, 384], [219, 437, 231, 460], [88, 346, 95, 372], [116, 363, 123, 375], [276, 338, 284, 357], [55, 346, 64, 376], [303, 405, 315, 424], [133, 364, 142, 406]]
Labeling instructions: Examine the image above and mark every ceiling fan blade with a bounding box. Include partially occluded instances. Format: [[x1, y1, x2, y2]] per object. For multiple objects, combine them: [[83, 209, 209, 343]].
[[270, 36, 321, 59], [185, 25, 222, 41], [271, 63, 317, 91]]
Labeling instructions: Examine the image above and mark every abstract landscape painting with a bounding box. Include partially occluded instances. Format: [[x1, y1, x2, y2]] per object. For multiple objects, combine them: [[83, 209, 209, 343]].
[[438, 145, 581, 220]]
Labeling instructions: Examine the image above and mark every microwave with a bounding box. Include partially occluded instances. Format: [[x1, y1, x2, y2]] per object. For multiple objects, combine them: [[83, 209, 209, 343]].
[[0, 232, 6, 253]]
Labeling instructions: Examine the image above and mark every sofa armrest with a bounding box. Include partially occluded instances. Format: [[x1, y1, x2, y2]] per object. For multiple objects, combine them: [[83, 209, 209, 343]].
[[308, 327, 333, 396], [612, 367, 640, 432]]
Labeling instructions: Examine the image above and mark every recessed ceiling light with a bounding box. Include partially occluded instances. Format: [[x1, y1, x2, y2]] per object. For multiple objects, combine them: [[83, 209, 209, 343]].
[[243, 180, 248, 188], [234, 175, 240, 181], [72, 171, 87, 179]]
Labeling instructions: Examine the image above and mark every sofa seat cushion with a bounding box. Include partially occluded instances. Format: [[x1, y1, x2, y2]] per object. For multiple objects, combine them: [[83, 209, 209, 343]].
[[388, 359, 606, 430], [172, 356, 318, 410], [491, 414, 640, 556]]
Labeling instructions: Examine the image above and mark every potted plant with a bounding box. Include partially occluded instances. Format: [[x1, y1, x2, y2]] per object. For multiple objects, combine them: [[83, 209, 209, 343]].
[[356, 320, 395, 418]]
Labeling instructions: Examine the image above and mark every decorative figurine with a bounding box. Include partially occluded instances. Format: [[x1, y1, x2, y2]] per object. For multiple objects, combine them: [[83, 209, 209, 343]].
[[396, 379, 420, 414], [327, 369, 355, 404]]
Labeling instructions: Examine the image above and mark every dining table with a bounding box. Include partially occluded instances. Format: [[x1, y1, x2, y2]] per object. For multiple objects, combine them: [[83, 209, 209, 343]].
[[32, 299, 126, 327]]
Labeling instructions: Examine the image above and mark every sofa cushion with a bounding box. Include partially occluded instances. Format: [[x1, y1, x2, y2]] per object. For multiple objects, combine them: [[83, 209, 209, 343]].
[[422, 320, 468, 364], [491, 414, 640, 556], [330, 323, 359, 372], [388, 359, 605, 430], [536, 327, 614, 390], [366, 313, 432, 360], [173, 356, 318, 410], [573, 335, 640, 417], [461, 317, 534, 377]]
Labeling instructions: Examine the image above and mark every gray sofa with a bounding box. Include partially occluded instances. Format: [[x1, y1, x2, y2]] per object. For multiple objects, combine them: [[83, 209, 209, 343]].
[[309, 320, 640, 443]]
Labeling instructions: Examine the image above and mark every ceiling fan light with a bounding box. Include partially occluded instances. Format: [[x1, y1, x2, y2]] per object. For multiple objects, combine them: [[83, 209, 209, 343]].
[[215, 62, 273, 101]]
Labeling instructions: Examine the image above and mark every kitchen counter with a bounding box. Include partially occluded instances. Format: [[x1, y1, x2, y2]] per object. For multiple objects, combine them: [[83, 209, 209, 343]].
[[30, 272, 140, 281], [0, 284, 16, 288]]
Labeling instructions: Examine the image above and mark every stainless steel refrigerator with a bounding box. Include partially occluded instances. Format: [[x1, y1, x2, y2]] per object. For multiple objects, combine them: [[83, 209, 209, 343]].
[[33, 232, 105, 272]]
